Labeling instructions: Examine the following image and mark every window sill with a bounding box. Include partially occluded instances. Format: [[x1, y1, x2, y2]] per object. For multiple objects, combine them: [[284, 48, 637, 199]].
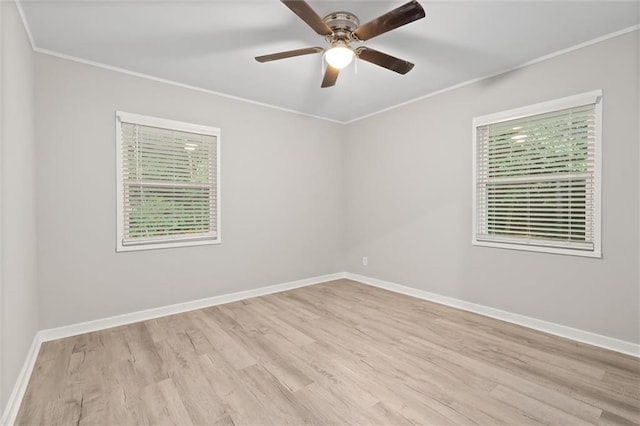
[[117, 237, 221, 252], [472, 240, 602, 258]]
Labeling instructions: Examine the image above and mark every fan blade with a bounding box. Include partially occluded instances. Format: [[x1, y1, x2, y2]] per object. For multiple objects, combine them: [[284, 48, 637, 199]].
[[321, 65, 339, 88], [281, 0, 333, 36], [356, 47, 414, 74], [255, 47, 323, 62], [353, 0, 425, 41]]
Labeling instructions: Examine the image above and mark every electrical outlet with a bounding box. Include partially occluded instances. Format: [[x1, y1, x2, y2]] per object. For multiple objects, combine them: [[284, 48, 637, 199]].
[[362, 256, 368, 266]]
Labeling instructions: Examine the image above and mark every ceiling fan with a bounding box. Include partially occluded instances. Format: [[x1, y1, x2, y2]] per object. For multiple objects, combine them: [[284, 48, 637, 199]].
[[255, 0, 426, 88]]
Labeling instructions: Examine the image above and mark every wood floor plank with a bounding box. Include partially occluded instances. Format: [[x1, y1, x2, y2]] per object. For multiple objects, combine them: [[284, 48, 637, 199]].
[[139, 378, 193, 425], [489, 384, 587, 424], [15, 279, 640, 425], [260, 355, 313, 393]]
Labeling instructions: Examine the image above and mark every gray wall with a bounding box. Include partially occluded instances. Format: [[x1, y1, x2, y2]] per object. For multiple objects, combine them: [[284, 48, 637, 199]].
[[2, 21, 636, 412], [0, 1, 38, 409], [344, 31, 640, 344], [35, 54, 346, 329]]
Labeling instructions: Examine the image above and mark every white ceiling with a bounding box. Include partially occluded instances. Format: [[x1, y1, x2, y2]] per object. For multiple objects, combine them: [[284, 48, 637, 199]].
[[19, 0, 640, 122]]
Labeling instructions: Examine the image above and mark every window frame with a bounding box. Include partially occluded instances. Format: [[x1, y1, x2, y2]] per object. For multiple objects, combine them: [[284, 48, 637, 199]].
[[115, 111, 221, 252], [471, 90, 602, 258]]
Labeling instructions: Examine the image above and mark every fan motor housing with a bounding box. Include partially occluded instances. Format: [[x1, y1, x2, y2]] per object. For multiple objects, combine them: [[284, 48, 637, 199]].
[[323, 12, 359, 41]]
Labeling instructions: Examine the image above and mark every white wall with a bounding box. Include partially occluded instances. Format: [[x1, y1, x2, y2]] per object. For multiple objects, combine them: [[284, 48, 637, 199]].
[[35, 54, 346, 329], [344, 31, 640, 344], [0, 0, 38, 410]]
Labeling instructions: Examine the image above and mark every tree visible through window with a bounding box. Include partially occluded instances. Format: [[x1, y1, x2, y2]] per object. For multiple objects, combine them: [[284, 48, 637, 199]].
[[116, 112, 220, 251], [472, 91, 601, 257]]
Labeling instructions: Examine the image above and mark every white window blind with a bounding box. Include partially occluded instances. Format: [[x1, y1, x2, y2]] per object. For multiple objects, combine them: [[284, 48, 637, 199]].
[[116, 112, 220, 251], [472, 91, 602, 257]]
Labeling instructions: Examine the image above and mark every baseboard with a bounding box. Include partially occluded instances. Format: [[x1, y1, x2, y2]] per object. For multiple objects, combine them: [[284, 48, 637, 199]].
[[39, 272, 346, 343], [346, 272, 640, 358], [1, 272, 347, 425], [3, 271, 638, 425], [0, 335, 42, 426]]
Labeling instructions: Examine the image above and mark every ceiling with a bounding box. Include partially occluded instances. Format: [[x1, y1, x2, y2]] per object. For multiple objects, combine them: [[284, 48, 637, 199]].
[[19, 0, 640, 122]]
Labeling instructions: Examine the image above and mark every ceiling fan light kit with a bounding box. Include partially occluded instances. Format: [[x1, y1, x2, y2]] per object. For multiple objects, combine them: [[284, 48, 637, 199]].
[[324, 41, 354, 69], [255, 0, 426, 88]]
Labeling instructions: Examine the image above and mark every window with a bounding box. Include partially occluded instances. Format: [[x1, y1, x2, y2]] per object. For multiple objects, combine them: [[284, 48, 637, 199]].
[[472, 90, 602, 257], [116, 112, 220, 251]]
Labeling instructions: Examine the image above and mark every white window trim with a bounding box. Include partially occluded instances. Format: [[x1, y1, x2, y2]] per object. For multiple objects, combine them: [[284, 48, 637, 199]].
[[471, 90, 602, 258], [115, 111, 221, 252]]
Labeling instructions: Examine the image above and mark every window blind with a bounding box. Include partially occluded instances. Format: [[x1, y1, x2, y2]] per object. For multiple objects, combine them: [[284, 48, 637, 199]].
[[475, 102, 597, 251], [119, 120, 217, 246]]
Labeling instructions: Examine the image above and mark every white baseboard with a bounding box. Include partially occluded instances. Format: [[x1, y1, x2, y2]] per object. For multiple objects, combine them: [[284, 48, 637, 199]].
[[0, 272, 345, 425], [3, 270, 638, 425], [0, 335, 42, 426], [39, 272, 346, 343], [346, 272, 640, 358]]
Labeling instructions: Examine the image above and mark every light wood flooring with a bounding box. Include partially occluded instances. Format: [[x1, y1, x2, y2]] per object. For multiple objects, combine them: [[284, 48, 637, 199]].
[[16, 279, 640, 425]]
